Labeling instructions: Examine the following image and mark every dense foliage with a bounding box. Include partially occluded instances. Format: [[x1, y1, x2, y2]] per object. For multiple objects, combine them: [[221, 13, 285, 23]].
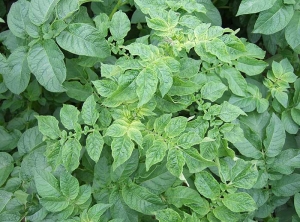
[[0, 0, 300, 221]]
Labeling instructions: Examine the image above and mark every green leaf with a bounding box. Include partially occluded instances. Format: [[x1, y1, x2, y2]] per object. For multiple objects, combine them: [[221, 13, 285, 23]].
[[201, 81, 227, 102], [195, 171, 220, 200], [154, 62, 173, 97], [4, 46, 30, 94], [60, 104, 80, 130], [56, 23, 110, 58], [285, 11, 300, 50], [0, 190, 12, 212], [145, 140, 168, 171], [177, 132, 201, 149], [40, 197, 69, 212], [64, 81, 93, 102], [109, 189, 139, 222], [213, 206, 242, 222], [165, 186, 210, 216], [263, 113, 286, 157], [111, 150, 139, 183], [183, 148, 216, 173], [122, 182, 165, 215], [200, 140, 219, 160], [56, 0, 79, 20], [164, 116, 187, 138], [36, 115, 60, 139], [235, 57, 268, 76], [86, 131, 104, 162], [272, 59, 297, 83], [136, 68, 158, 107], [7, 0, 30, 38], [87, 203, 111, 221], [125, 43, 160, 61], [28, 39, 66, 92], [0, 127, 21, 151], [60, 170, 79, 200], [29, 0, 60, 25], [62, 138, 81, 172], [75, 185, 92, 205], [34, 170, 61, 197], [295, 193, 300, 218], [155, 209, 181, 222], [253, 2, 294, 34], [106, 120, 129, 137], [291, 106, 300, 125], [166, 148, 185, 178], [237, 0, 277, 15], [111, 136, 134, 170], [231, 159, 258, 189], [282, 110, 299, 134], [92, 79, 118, 97], [272, 174, 300, 197], [153, 114, 172, 134], [168, 77, 199, 96], [220, 67, 247, 97], [17, 127, 43, 156], [110, 11, 130, 40], [218, 102, 246, 122], [0, 152, 14, 187], [222, 192, 256, 212], [270, 149, 300, 175], [81, 95, 99, 126]]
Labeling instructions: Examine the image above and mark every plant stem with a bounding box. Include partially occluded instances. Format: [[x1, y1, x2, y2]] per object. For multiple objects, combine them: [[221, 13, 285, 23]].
[[109, 0, 126, 20]]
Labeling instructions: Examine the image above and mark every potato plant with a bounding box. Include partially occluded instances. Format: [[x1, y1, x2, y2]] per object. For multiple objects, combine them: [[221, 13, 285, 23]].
[[0, 0, 300, 221]]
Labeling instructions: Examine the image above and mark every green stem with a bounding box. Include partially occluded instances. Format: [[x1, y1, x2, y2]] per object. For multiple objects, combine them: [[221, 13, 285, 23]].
[[109, 0, 126, 20]]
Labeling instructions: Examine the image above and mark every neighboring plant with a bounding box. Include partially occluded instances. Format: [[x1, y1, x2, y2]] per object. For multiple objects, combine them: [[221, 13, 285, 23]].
[[0, 0, 299, 221]]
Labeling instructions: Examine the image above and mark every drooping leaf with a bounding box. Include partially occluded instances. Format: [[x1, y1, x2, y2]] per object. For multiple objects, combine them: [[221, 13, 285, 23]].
[[62, 138, 81, 172], [164, 116, 187, 138], [81, 95, 99, 126], [29, 0, 60, 26], [145, 140, 168, 171], [4, 47, 30, 94], [263, 113, 286, 157], [122, 182, 166, 215], [17, 126, 43, 155], [218, 102, 247, 122], [0, 152, 14, 187], [253, 2, 294, 34], [285, 11, 300, 50], [295, 193, 300, 218], [166, 148, 185, 178], [40, 197, 69, 212], [230, 159, 258, 189], [56, 0, 79, 20], [195, 171, 220, 200], [155, 208, 181, 222], [110, 11, 131, 40], [201, 81, 227, 102], [36, 116, 60, 139], [86, 131, 104, 162], [222, 192, 257, 212], [34, 170, 61, 197], [7, 0, 30, 38], [237, 0, 277, 16], [60, 104, 80, 130], [60, 170, 79, 200], [28, 39, 66, 92], [136, 67, 158, 107], [56, 23, 110, 58], [165, 186, 210, 216], [111, 136, 134, 170], [220, 67, 247, 97]]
